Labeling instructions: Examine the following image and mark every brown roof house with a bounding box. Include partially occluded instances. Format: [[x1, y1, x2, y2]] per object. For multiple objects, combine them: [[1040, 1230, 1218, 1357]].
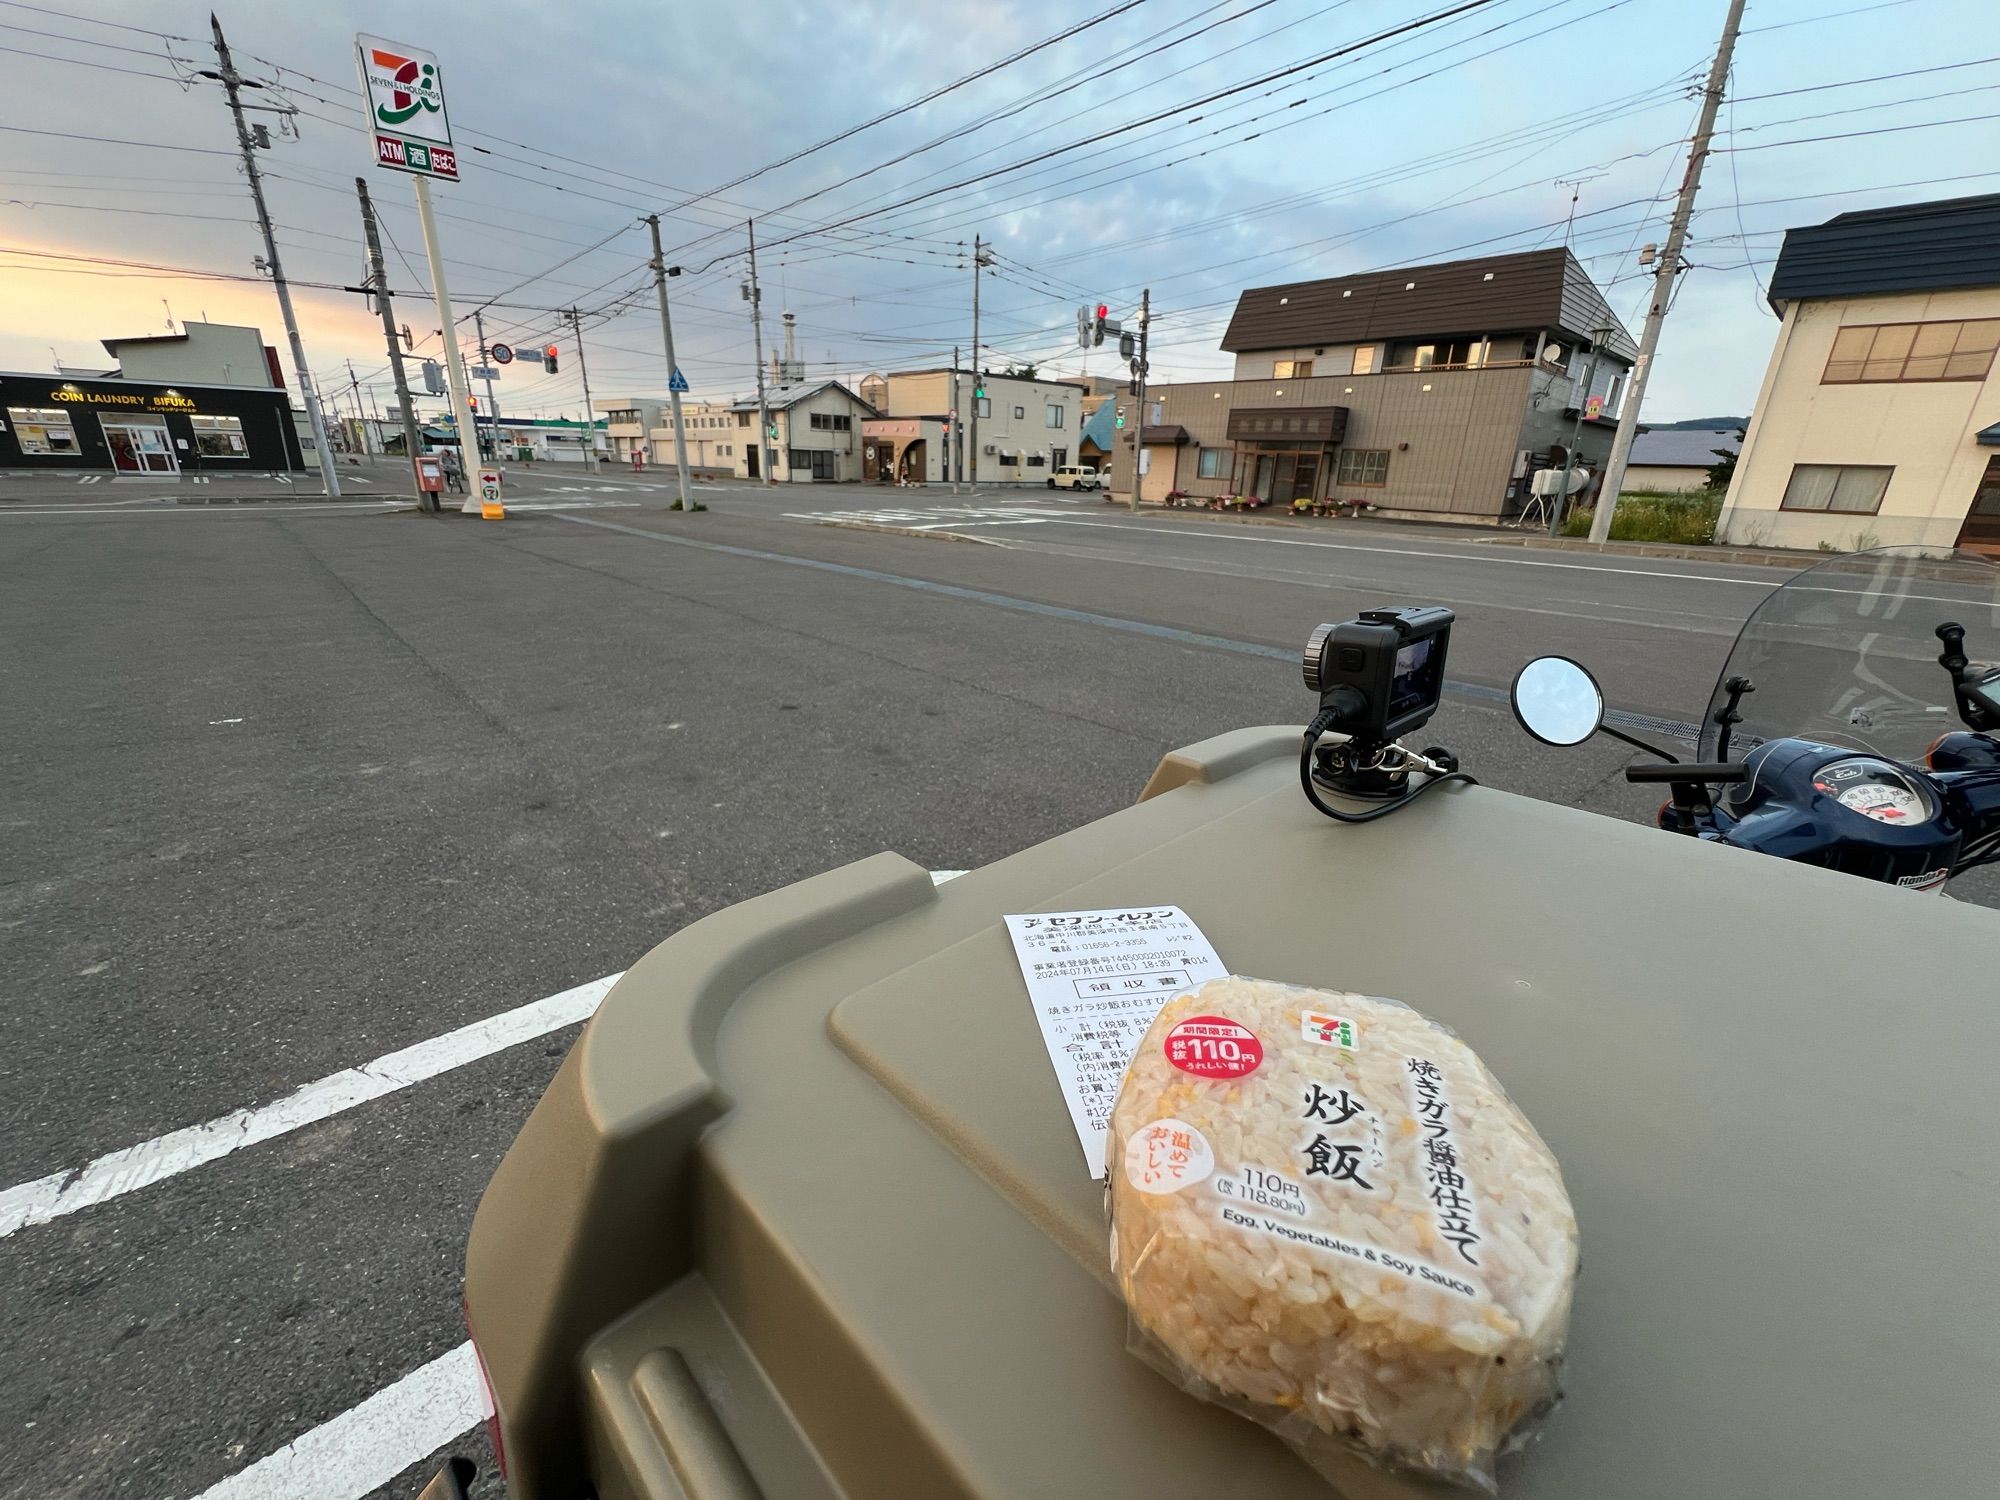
[[1112, 248, 1636, 519]]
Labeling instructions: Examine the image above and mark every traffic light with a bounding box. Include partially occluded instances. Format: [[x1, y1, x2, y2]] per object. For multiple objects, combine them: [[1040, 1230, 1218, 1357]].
[[543, 344, 560, 374], [1093, 304, 1109, 347], [1119, 330, 1137, 361], [974, 382, 985, 401], [421, 359, 445, 396], [468, 395, 478, 411]]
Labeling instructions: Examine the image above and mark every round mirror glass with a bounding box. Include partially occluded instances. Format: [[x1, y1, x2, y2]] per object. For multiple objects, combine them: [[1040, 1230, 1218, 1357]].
[[1512, 656, 1604, 747]]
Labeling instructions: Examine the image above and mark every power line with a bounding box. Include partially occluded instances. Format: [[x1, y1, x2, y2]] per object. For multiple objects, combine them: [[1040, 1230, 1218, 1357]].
[[0, 122, 234, 154], [1733, 54, 2000, 103]]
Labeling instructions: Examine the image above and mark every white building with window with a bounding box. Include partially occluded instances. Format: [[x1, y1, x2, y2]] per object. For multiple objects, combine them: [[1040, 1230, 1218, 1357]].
[[594, 398, 664, 463], [647, 401, 741, 476], [719, 381, 876, 483], [881, 369, 1084, 484], [1718, 195, 2000, 553]]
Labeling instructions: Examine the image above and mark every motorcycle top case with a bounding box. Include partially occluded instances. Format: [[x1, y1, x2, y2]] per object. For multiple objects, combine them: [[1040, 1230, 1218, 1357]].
[[466, 728, 2000, 1500]]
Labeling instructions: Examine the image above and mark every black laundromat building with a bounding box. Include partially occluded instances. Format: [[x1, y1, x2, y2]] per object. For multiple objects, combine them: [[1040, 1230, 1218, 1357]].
[[0, 374, 305, 474]]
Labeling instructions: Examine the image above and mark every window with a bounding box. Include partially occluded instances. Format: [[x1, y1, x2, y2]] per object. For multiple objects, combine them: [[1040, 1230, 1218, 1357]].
[[1823, 320, 2000, 383], [976, 397, 991, 418], [1045, 403, 1065, 428], [1051, 447, 1066, 467], [737, 411, 750, 427], [1197, 447, 1228, 479], [1350, 346, 1378, 376], [1780, 463, 1891, 513], [7, 406, 79, 454], [1026, 454, 1046, 467], [1337, 448, 1391, 486], [607, 408, 641, 425], [1273, 359, 1314, 379], [997, 451, 1019, 467], [1013, 404, 1026, 419], [190, 413, 247, 457], [790, 448, 836, 480]]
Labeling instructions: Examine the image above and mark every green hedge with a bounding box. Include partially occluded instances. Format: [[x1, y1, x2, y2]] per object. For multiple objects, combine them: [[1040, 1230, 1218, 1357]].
[[1562, 488, 1722, 544]]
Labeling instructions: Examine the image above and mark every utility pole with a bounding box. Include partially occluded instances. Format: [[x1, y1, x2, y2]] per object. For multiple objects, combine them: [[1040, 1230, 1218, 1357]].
[[950, 344, 961, 492], [564, 308, 599, 472], [355, 176, 425, 507], [346, 360, 371, 455], [207, 16, 339, 497], [969, 235, 992, 490], [1131, 288, 1150, 513], [472, 307, 504, 468], [746, 219, 773, 487], [1590, 0, 1746, 542], [645, 213, 693, 509]]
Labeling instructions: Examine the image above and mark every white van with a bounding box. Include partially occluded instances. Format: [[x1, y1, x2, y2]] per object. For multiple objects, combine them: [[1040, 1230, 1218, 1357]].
[[1048, 466, 1105, 491]]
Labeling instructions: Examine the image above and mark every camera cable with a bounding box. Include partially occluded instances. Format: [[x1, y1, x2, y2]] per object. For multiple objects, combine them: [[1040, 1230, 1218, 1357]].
[[1299, 711, 1478, 824]]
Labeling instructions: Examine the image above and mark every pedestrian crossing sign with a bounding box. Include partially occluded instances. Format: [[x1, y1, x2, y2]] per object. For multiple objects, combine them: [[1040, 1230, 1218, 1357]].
[[668, 367, 689, 393]]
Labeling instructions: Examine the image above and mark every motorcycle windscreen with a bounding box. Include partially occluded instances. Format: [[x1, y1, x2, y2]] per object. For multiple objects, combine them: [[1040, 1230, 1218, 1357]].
[[1700, 546, 2000, 764]]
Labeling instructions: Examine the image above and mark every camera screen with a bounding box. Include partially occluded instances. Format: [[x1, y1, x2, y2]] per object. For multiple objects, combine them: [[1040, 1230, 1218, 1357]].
[[1388, 638, 1442, 719]]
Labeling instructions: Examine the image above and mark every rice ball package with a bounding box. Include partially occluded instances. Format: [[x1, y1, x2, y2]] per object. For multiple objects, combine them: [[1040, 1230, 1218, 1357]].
[[1107, 977, 1578, 1491]]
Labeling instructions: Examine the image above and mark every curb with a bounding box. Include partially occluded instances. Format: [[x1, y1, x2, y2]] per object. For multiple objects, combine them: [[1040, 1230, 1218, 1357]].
[[815, 519, 1008, 547], [1480, 535, 1814, 567]]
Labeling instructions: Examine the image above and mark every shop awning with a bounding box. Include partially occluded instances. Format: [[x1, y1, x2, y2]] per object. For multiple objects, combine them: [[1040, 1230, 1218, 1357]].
[[1139, 424, 1189, 445], [1978, 421, 2000, 447], [421, 425, 458, 444]]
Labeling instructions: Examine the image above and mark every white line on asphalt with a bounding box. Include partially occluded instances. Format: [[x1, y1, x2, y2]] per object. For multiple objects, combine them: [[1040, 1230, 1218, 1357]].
[[0, 501, 404, 518], [187, 1342, 484, 1500], [1033, 517, 1785, 586], [0, 973, 619, 1239], [0, 872, 965, 1240]]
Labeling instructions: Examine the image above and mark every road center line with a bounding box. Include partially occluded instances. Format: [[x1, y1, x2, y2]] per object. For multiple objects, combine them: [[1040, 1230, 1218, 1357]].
[[0, 973, 620, 1239], [187, 1342, 483, 1500]]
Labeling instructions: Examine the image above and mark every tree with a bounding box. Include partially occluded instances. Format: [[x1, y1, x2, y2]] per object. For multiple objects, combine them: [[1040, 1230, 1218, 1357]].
[[1003, 362, 1038, 380], [1706, 430, 1746, 491]]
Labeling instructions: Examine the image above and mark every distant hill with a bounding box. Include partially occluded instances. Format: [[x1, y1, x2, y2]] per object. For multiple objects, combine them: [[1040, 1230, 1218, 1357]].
[[1651, 416, 1749, 431]]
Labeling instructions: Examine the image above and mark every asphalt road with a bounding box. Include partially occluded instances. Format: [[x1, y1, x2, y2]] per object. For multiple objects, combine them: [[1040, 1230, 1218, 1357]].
[[0, 486, 1985, 1498]]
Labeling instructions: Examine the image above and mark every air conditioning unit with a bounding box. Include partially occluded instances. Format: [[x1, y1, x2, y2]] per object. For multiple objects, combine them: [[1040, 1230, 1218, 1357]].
[[983, 444, 997, 455]]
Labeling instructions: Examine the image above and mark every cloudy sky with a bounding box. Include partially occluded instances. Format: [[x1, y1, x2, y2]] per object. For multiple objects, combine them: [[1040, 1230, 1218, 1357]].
[[4, 0, 1996, 425]]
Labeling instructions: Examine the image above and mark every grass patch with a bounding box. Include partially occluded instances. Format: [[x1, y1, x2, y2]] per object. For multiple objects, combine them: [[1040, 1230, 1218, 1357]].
[[1562, 488, 1722, 545]]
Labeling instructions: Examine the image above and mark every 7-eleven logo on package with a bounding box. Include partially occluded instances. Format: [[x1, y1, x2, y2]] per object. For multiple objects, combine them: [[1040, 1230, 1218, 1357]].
[[1300, 1010, 1357, 1049]]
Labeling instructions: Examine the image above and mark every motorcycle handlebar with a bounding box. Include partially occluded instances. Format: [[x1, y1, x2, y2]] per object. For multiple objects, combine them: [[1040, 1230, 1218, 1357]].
[[1625, 762, 1748, 785]]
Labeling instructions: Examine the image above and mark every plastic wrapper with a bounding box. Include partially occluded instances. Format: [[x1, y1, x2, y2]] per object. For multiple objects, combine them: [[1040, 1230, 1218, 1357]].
[[1107, 977, 1578, 1491]]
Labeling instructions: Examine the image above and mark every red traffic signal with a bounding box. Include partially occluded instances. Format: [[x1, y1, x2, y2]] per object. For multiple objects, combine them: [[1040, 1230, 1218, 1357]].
[[543, 343, 560, 374], [1096, 304, 1109, 320]]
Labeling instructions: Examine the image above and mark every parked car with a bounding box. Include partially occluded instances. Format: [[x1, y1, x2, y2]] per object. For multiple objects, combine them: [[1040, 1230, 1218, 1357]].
[[1048, 465, 1104, 491]]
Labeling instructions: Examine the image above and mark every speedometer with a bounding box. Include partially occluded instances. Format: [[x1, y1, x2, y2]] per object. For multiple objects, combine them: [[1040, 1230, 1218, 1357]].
[[1812, 757, 1932, 826]]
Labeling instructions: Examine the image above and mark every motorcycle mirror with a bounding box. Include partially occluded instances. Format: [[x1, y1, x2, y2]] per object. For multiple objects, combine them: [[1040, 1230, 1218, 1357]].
[[1511, 656, 1605, 747], [1972, 669, 2000, 715]]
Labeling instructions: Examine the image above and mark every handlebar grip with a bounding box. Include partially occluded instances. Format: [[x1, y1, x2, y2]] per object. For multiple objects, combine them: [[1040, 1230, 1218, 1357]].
[[1625, 762, 1748, 784]]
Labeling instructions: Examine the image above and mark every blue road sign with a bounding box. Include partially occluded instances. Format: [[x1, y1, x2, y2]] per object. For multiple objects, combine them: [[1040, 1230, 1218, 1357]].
[[668, 367, 689, 393], [489, 342, 514, 365]]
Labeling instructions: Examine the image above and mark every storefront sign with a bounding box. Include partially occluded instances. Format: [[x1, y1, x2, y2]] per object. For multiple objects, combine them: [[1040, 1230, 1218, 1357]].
[[356, 34, 459, 181], [49, 386, 197, 413]]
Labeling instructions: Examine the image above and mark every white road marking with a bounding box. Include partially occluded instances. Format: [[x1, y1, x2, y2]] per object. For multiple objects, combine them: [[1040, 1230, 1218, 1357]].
[[208, 717, 244, 725], [0, 973, 619, 1239], [0, 501, 404, 518], [1035, 516, 1787, 586], [0, 870, 968, 1241], [187, 1342, 483, 1500]]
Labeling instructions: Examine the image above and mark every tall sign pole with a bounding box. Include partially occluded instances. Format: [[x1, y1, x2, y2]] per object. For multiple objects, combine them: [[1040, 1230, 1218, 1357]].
[[355, 176, 425, 505], [1589, 0, 1746, 543], [645, 213, 693, 509], [747, 220, 773, 487], [355, 34, 481, 513], [949, 344, 961, 493], [209, 18, 339, 496], [969, 234, 991, 489]]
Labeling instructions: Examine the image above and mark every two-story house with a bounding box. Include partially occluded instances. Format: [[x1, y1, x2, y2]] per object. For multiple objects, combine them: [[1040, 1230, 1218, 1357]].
[[865, 369, 1085, 485], [721, 380, 877, 483], [1717, 195, 2000, 553], [595, 397, 664, 464], [1111, 249, 1636, 520]]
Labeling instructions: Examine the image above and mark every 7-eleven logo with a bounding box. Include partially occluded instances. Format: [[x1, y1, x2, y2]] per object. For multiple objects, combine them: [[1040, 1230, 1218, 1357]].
[[368, 47, 442, 127], [1300, 1010, 1357, 1049]]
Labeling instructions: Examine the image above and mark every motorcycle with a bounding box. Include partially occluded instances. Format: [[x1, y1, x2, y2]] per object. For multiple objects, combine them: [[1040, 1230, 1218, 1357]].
[[1510, 545, 2000, 894]]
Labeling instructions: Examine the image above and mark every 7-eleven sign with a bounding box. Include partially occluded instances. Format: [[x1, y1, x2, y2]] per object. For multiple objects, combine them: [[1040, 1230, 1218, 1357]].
[[356, 34, 458, 180]]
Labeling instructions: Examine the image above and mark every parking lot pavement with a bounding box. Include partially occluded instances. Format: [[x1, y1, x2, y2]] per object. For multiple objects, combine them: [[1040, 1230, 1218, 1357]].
[[3, 497, 1987, 1498]]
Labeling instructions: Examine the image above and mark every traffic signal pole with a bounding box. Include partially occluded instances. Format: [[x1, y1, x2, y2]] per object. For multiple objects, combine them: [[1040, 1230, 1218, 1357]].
[[1131, 287, 1149, 514], [564, 308, 598, 472], [969, 234, 990, 490], [473, 307, 504, 468]]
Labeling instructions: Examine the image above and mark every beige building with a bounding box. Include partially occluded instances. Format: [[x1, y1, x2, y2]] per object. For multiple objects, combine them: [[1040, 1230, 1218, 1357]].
[[1110, 249, 1635, 519], [648, 400, 739, 476], [1719, 195, 2000, 553], [720, 380, 876, 483], [877, 368, 1085, 484], [103, 321, 278, 388], [596, 397, 663, 463]]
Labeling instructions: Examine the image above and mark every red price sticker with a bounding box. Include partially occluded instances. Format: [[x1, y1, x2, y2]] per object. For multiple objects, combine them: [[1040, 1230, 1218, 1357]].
[[1164, 1015, 1263, 1080]]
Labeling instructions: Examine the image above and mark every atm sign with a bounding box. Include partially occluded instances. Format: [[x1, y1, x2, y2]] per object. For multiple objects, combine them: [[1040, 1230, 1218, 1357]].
[[374, 133, 458, 180]]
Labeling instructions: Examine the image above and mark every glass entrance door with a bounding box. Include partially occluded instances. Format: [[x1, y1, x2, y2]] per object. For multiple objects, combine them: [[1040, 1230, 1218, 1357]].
[[102, 417, 178, 474], [1958, 455, 2000, 555]]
